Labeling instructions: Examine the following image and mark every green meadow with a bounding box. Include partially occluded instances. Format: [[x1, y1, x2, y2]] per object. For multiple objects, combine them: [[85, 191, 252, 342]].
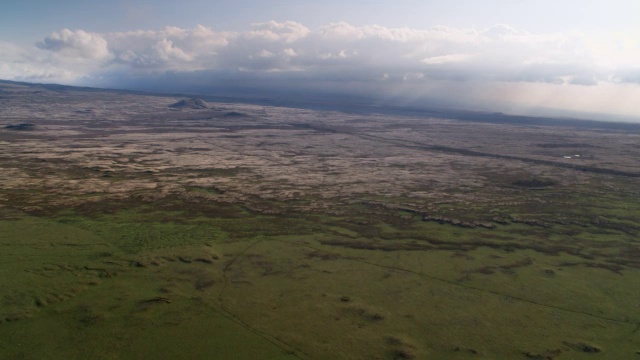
[[2, 188, 639, 359], [2, 82, 640, 358]]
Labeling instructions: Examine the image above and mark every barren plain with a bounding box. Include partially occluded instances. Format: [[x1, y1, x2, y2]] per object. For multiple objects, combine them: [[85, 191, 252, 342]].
[[1, 81, 640, 359]]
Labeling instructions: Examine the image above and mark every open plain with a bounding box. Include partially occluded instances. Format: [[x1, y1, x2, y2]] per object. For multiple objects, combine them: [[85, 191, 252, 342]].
[[1, 81, 640, 359]]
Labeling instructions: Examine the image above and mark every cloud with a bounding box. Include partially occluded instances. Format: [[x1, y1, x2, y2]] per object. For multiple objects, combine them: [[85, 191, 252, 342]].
[[6, 21, 635, 85], [38, 29, 110, 60], [422, 53, 473, 65], [0, 40, 82, 81], [2, 21, 640, 118], [613, 68, 640, 84], [104, 25, 230, 70], [244, 21, 310, 42]]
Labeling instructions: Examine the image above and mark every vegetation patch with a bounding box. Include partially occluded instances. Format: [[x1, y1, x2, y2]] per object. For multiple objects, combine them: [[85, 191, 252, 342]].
[[511, 178, 557, 188], [4, 123, 35, 131]]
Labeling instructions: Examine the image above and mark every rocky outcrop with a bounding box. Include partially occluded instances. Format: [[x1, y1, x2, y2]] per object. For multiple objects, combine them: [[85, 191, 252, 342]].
[[169, 98, 208, 109]]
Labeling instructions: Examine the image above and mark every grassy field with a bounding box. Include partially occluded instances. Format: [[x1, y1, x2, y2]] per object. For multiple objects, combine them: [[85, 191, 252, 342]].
[[1, 193, 639, 359], [1, 82, 640, 358]]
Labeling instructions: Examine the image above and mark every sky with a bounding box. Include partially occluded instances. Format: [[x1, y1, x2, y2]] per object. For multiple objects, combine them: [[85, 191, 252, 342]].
[[2, 0, 640, 120]]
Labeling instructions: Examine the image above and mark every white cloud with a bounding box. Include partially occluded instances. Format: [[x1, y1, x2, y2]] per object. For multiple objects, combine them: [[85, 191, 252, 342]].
[[244, 21, 310, 43], [7, 21, 638, 84], [103, 26, 229, 70], [2, 21, 640, 118], [423, 53, 473, 65], [1, 39, 94, 82], [152, 38, 192, 62], [38, 29, 110, 60], [282, 48, 297, 57]]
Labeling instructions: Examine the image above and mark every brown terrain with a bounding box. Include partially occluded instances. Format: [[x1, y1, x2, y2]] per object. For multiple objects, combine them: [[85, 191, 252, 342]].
[[1, 80, 639, 359]]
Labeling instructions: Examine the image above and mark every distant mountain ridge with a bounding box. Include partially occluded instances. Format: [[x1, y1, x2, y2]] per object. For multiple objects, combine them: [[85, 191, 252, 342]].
[[1, 79, 639, 131]]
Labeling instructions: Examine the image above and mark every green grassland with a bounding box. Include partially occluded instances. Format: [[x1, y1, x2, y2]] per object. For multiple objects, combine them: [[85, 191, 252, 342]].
[[2, 86, 640, 358], [1, 184, 639, 359]]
